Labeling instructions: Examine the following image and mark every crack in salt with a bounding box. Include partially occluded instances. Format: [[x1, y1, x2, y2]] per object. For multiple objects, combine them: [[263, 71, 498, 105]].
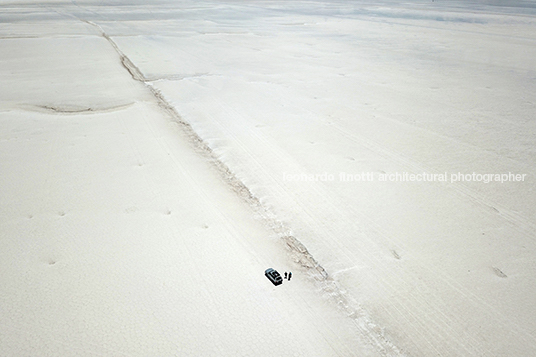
[[29, 103, 133, 114], [83, 18, 404, 356]]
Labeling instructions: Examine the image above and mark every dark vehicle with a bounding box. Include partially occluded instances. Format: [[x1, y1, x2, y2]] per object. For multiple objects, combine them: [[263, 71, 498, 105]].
[[265, 268, 283, 286]]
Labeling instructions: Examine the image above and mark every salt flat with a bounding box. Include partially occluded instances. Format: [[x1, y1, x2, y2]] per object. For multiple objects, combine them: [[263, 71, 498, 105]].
[[1, 0, 536, 356]]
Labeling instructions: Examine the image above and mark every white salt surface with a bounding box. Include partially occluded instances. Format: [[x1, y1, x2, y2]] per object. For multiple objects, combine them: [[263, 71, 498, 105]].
[[1, 0, 536, 356]]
